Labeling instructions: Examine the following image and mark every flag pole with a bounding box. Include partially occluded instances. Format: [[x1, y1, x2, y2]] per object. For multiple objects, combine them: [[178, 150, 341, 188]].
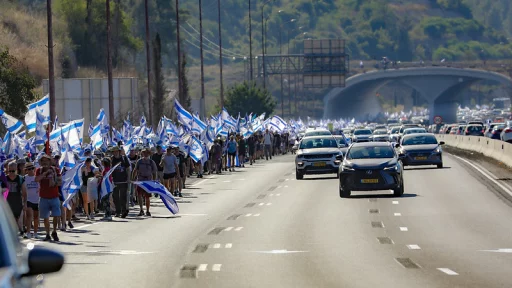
[[45, 120, 52, 155]]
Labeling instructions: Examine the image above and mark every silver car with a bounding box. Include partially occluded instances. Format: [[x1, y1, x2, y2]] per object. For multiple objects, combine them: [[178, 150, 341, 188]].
[[295, 136, 343, 180]]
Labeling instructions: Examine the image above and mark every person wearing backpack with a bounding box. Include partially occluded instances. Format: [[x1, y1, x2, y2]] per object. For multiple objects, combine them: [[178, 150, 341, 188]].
[[227, 135, 238, 172], [111, 146, 131, 218], [133, 148, 157, 217]]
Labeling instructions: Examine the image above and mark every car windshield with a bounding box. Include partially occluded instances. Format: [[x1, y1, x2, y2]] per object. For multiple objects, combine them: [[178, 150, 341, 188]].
[[404, 129, 425, 134], [390, 127, 400, 134], [346, 146, 395, 159], [305, 131, 331, 137], [354, 129, 371, 135], [467, 125, 483, 132], [335, 137, 347, 146], [402, 135, 438, 145], [299, 138, 338, 149], [373, 130, 388, 135]]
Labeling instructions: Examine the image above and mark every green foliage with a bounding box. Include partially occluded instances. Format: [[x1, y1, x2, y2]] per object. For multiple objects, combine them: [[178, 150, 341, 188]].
[[180, 52, 191, 109], [0, 48, 37, 119], [152, 33, 165, 124], [224, 81, 275, 116]]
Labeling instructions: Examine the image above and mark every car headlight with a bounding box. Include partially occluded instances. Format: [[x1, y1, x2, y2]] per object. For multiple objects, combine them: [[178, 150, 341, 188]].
[[434, 147, 442, 153], [342, 165, 355, 171], [384, 164, 399, 171]]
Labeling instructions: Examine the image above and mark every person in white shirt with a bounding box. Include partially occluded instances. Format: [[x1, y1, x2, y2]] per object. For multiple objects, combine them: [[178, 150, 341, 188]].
[[24, 162, 40, 239], [263, 129, 273, 160]]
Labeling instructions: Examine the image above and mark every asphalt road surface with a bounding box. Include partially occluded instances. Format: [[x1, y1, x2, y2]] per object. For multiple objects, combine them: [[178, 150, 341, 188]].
[[32, 153, 512, 288]]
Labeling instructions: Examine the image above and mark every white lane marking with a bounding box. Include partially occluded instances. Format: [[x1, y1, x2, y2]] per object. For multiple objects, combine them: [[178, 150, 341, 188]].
[[269, 194, 274, 196], [284, 185, 288, 188], [259, 203, 265, 206], [285, 179, 289, 181], [190, 179, 209, 186], [238, 179, 245, 181], [224, 227, 233, 232], [254, 214, 260, 217], [225, 243, 232, 248], [480, 248, 512, 253], [235, 227, 243, 231], [252, 250, 308, 254], [276, 193, 281, 196], [454, 155, 512, 197], [400, 227, 408, 232], [392, 201, 399, 204], [212, 243, 221, 249], [245, 213, 252, 217], [223, 180, 232, 183], [437, 268, 458, 275], [212, 264, 222, 271], [407, 245, 421, 250], [198, 264, 208, 272], [394, 213, 402, 216], [74, 222, 100, 230], [179, 213, 208, 216], [266, 203, 272, 206]]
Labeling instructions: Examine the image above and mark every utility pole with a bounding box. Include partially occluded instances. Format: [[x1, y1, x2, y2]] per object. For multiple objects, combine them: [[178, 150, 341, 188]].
[[199, 0, 205, 117], [261, 6, 265, 88], [46, 0, 56, 124], [279, 28, 283, 116], [287, 30, 291, 116], [218, 0, 224, 107], [106, 0, 114, 135], [144, 0, 152, 126], [175, 0, 182, 104], [248, 0, 253, 81]]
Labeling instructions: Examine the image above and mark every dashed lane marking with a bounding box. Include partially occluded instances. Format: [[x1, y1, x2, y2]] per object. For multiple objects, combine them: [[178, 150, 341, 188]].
[[197, 264, 208, 272], [407, 245, 421, 250], [212, 244, 221, 249], [395, 258, 421, 269], [371, 221, 384, 228], [234, 227, 244, 231], [224, 227, 234, 232], [284, 185, 288, 188], [276, 194, 281, 196], [225, 243, 232, 248], [212, 264, 222, 272], [392, 201, 399, 204], [266, 203, 272, 206], [437, 268, 458, 275], [223, 180, 232, 183], [74, 222, 101, 230], [227, 214, 241, 220], [245, 213, 252, 217], [394, 213, 402, 216], [400, 227, 408, 231], [377, 237, 394, 244], [254, 214, 260, 217]]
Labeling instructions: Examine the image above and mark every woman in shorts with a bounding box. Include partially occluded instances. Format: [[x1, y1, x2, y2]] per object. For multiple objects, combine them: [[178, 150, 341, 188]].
[[24, 162, 39, 239]]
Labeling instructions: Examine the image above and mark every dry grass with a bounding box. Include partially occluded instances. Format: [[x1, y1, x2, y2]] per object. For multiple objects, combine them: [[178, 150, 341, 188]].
[[0, 2, 69, 80]]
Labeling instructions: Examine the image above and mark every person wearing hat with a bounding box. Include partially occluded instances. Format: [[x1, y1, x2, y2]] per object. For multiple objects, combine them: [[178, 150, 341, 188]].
[[35, 154, 61, 242], [23, 162, 39, 239], [133, 148, 158, 216], [110, 146, 131, 218], [151, 145, 165, 191], [16, 158, 26, 175], [161, 146, 180, 197]]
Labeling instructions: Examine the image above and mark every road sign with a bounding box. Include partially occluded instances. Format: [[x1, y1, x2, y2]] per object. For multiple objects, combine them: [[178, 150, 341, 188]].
[[434, 116, 443, 125]]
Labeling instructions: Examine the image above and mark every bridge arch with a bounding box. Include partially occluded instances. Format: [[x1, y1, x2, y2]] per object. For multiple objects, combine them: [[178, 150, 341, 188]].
[[323, 67, 512, 123]]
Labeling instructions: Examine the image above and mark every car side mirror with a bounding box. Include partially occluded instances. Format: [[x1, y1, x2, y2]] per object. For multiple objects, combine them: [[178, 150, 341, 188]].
[[439, 141, 445, 145], [22, 247, 64, 278], [395, 143, 401, 148], [335, 154, 344, 161]]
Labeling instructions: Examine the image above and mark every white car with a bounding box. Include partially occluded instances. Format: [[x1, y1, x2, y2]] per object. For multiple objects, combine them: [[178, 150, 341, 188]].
[[304, 128, 332, 137], [403, 127, 427, 135], [295, 136, 343, 179]]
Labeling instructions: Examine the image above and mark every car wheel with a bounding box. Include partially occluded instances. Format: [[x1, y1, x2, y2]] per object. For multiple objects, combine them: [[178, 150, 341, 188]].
[[437, 163, 443, 168], [339, 181, 351, 198], [296, 170, 304, 180], [393, 183, 404, 197]]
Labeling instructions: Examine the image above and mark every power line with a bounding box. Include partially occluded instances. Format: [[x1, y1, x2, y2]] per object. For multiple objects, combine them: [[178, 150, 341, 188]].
[[184, 38, 235, 59], [185, 21, 246, 58], [181, 25, 243, 58]]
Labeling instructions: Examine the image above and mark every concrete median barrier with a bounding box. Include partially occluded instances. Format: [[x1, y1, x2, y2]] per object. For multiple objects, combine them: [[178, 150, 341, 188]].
[[437, 134, 512, 168]]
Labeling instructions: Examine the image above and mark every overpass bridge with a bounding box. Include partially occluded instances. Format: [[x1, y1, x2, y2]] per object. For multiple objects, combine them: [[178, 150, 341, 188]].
[[323, 66, 512, 123]]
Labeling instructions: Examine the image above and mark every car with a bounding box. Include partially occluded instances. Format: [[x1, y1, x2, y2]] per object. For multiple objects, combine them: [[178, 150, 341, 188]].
[[484, 123, 501, 138], [295, 136, 343, 179], [464, 124, 484, 136], [304, 128, 331, 137], [370, 129, 389, 142], [397, 133, 444, 168], [0, 197, 64, 287], [352, 129, 372, 142], [488, 124, 506, 140], [403, 127, 427, 135], [388, 126, 401, 142], [374, 125, 387, 130], [332, 135, 350, 156], [338, 142, 404, 198], [397, 124, 421, 142], [500, 121, 512, 143], [456, 125, 466, 135]]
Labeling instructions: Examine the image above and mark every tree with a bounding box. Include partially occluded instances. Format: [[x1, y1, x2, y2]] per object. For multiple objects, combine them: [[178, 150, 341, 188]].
[[224, 81, 276, 116], [0, 48, 37, 119], [179, 52, 191, 109], [152, 33, 165, 122]]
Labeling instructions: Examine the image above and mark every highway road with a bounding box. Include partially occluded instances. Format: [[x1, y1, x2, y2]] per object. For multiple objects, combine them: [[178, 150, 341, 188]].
[[34, 153, 512, 288]]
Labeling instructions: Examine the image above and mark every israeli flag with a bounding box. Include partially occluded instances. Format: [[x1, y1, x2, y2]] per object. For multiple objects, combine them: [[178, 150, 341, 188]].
[[62, 162, 85, 210], [140, 115, 147, 127], [59, 142, 76, 170], [191, 113, 207, 135], [97, 108, 106, 124], [221, 108, 235, 129], [174, 99, 193, 129], [227, 154, 240, 168], [25, 95, 50, 132], [34, 110, 47, 146], [100, 163, 120, 199], [123, 138, 134, 155], [188, 136, 204, 163], [90, 123, 104, 149], [0, 109, 23, 134], [53, 115, 59, 131], [270, 115, 287, 132], [132, 181, 179, 214]]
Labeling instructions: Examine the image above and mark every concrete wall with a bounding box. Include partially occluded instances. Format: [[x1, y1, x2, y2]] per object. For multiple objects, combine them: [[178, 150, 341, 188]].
[[437, 134, 512, 168], [42, 78, 141, 129]]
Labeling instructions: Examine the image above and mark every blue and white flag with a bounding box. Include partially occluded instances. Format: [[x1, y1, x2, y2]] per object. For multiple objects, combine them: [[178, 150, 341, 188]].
[[53, 115, 59, 131], [221, 108, 236, 129], [0, 109, 23, 134], [100, 163, 120, 199], [189, 136, 203, 163], [25, 95, 50, 132], [62, 162, 85, 210], [123, 138, 134, 155], [59, 142, 76, 170], [34, 110, 47, 146], [270, 115, 287, 132], [140, 115, 147, 127], [132, 181, 179, 214], [97, 108, 106, 124], [90, 122, 104, 149], [191, 113, 207, 135], [174, 99, 193, 130]]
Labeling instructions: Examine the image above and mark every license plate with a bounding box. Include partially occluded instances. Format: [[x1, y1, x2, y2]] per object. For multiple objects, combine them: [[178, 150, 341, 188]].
[[414, 156, 428, 160], [361, 179, 379, 184], [313, 162, 326, 167]]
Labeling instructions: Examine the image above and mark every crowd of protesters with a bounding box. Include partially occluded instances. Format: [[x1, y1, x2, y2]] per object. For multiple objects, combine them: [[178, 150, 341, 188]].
[[1, 129, 293, 242]]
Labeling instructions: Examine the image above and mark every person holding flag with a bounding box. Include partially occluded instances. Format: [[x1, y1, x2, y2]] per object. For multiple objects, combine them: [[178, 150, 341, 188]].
[[99, 158, 113, 221], [133, 148, 158, 216], [35, 154, 62, 242], [110, 146, 131, 218]]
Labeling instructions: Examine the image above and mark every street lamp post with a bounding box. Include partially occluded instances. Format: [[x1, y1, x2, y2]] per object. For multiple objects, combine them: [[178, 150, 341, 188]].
[[218, 0, 224, 107], [261, 0, 273, 89]]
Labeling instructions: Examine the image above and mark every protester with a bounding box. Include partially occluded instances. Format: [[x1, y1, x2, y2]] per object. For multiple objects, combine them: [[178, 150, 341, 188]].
[[161, 146, 180, 197], [238, 135, 246, 167], [127, 148, 139, 207], [3, 162, 27, 236], [133, 148, 157, 216], [152, 145, 164, 196], [111, 146, 131, 218], [100, 158, 113, 221], [36, 154, 62, 242], [80, 158, 99, 220], [264, 129, 273, 160], [23, 162, 39, 239], [227, 135, 237, 172]]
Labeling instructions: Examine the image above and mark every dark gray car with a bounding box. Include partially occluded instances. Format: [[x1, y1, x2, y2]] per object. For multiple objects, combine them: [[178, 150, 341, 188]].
[[397, 133, 444, 168]]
